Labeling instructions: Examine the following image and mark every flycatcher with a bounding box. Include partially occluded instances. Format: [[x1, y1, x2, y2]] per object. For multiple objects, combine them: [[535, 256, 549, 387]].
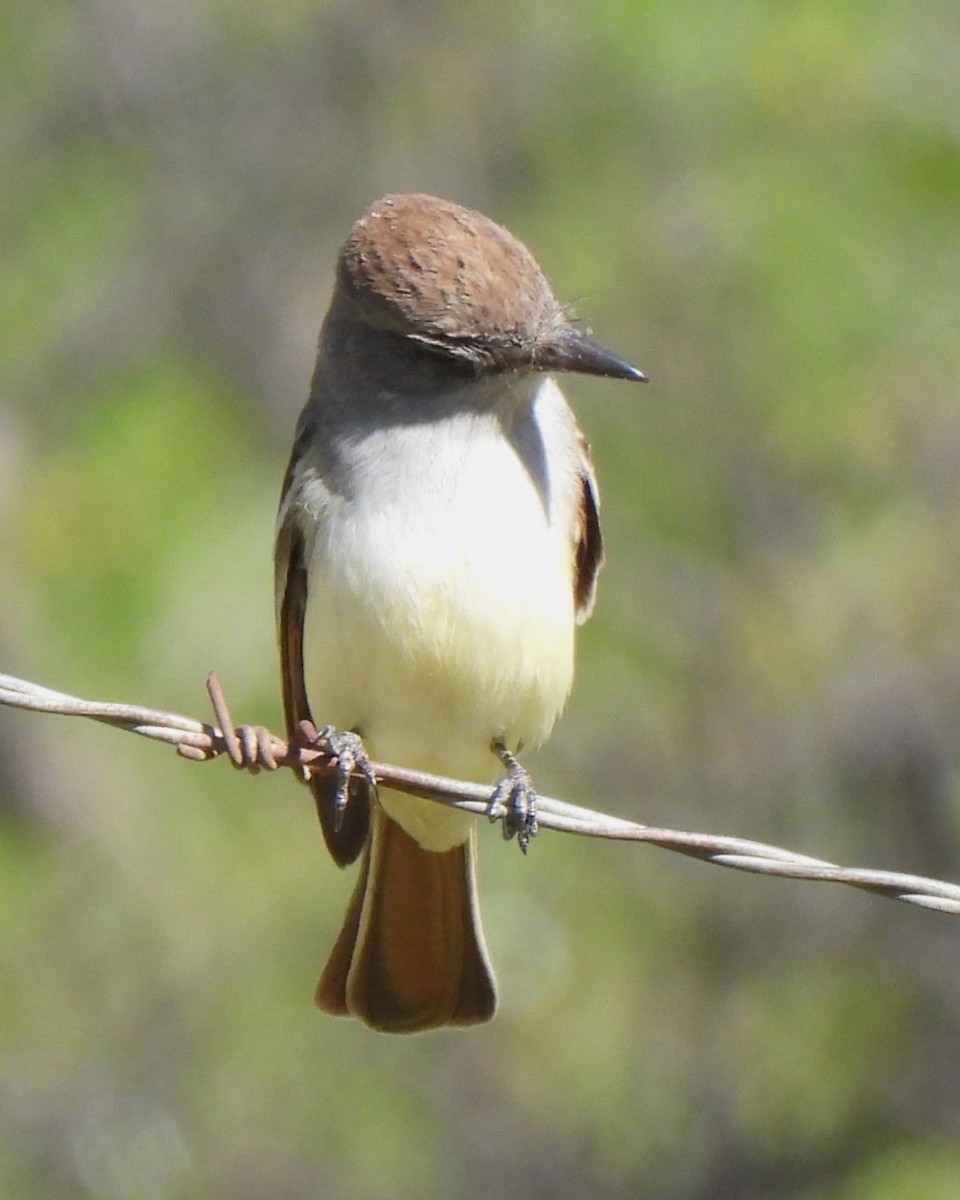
[[275, 193, 645, 1033]]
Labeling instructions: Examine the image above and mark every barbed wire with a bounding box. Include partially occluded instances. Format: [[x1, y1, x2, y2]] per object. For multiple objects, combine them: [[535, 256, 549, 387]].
[[2, 670, 959, 916]]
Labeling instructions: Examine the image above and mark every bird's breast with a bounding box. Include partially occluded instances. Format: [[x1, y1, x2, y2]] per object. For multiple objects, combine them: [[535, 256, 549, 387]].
[[302, 394, 580, 780]]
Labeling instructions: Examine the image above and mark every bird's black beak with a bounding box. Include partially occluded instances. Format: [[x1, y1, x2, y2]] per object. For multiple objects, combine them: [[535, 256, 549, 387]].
[[536, 326, 647, 383]]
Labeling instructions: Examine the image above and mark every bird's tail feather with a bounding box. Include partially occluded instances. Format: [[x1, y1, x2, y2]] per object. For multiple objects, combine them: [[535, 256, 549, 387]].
[[316, 803, 497, 1033]]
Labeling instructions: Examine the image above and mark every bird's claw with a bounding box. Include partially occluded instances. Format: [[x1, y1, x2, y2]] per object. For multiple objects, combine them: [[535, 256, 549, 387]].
[[313, 725, 377, 832], [488, 742, 539, 853]]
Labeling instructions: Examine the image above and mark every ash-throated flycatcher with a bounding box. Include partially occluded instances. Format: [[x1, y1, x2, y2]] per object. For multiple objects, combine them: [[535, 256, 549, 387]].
[[275, 194, 644, 1033]]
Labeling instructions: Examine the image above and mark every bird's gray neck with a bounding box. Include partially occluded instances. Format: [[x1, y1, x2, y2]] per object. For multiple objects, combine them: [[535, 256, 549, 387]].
[[308, 315, 540, 435]]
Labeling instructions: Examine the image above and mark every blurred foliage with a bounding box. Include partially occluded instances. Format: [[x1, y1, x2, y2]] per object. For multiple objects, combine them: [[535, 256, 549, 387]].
[[3, 0, 960, 1196]]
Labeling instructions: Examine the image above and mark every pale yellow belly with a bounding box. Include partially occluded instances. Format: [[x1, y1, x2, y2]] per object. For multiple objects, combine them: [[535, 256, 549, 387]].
[[302, 488, 576, 849]]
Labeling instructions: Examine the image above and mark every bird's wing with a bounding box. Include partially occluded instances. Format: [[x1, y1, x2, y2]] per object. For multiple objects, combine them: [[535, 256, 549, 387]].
[[573, 428, 604, 624], [275, 455, 371, 866]]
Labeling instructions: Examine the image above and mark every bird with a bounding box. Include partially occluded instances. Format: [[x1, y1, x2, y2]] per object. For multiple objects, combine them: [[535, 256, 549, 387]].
[[275, 193, 645, 1033]]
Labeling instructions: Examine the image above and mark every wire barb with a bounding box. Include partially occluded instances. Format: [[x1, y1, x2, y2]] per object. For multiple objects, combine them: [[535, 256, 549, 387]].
[[2, 670, 960, 918]]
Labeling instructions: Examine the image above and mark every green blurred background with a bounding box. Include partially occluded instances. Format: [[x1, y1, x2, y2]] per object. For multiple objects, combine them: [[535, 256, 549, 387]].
[[3, 0, 960, 1196]]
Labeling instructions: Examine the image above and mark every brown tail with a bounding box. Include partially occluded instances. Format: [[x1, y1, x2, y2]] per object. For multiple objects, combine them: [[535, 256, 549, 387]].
[[316, 803, 497, 1032]]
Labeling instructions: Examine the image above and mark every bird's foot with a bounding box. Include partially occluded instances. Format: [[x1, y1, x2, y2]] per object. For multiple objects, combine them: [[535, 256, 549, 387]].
[[488, 741, 539, 854], [305, 723, 378, 832]]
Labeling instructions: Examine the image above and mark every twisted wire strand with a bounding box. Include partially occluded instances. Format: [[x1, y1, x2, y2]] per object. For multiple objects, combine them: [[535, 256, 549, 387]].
[[2, 671, 959, 916]]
